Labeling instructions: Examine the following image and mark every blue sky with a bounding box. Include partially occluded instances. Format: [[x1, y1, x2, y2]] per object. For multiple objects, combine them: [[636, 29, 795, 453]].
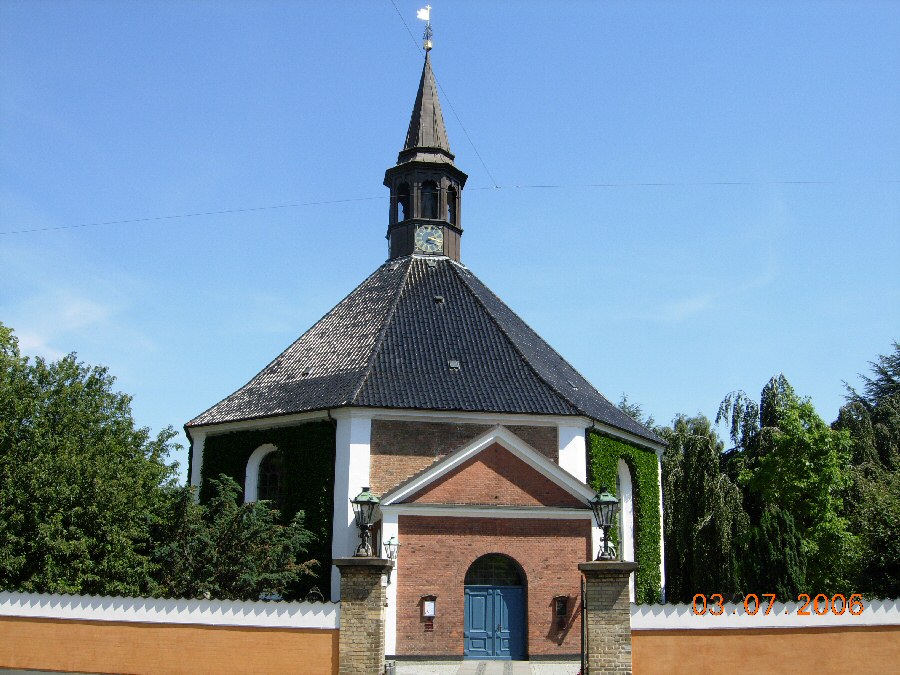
[[2, 1, 898, 480]]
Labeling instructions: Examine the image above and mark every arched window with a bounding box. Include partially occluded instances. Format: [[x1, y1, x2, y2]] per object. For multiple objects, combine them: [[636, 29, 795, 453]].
[[617, 458, 636, 601], [447, 186, 458, 225], [421, 180, 439, 219], [257, 451, 284, 506], [397, 182, 410, 221], [464, 554, 524, 586]]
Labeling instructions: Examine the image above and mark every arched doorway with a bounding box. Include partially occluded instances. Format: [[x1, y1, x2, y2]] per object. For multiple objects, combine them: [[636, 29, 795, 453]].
[[463, 554, 526, 660]]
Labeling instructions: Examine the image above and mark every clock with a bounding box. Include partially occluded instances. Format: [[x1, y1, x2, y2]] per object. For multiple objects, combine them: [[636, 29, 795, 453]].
[[414, 224, 443, 254]]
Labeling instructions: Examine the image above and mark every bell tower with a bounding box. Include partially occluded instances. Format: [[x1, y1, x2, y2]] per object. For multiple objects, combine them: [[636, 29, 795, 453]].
[[384, 50, 467, 261]]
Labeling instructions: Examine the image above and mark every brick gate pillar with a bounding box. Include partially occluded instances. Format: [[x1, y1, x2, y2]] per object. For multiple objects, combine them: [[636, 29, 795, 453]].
[[335, 557, 393, 675], [578, 561, 639, 675]]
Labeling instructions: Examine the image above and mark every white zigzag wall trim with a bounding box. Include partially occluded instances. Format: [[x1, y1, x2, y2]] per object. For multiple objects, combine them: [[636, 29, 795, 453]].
[[632, 598, 900, 630], [0, 591, 339, 629]]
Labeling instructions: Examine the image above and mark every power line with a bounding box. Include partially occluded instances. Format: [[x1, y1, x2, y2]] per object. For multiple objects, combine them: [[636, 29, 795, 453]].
[[2, 179, 896, 236], [386, 0, 500, 188], [0, 196, 384, 236]]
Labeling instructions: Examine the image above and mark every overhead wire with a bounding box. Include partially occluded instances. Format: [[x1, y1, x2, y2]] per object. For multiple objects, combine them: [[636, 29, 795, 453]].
[[1, 179, 896, 236]]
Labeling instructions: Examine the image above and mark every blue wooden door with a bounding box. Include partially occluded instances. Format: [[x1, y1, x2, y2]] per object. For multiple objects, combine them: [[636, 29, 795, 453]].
[[464, 586, 525, 659]]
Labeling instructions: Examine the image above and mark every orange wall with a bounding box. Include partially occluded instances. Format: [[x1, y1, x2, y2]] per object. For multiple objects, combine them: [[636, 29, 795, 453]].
[[0, 616, 339, 675], [633, 626, 900, 674]]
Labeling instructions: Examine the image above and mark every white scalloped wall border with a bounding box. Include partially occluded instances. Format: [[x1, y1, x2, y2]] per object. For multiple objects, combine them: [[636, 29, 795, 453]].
[[632, 598, 900, 630], [0, 591, 339, 629]]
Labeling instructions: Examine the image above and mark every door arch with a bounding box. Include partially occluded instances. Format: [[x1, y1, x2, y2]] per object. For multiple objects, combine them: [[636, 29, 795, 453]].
[[464, 554, 526, 660]]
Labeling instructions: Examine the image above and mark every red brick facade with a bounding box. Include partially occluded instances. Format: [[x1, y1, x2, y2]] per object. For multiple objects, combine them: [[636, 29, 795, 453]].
[[395, 515, 590, 657], [370, 420, 558, 496], [407, 443, 583, 508]]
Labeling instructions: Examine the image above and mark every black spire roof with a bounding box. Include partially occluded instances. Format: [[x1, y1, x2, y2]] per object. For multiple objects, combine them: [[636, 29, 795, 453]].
[[398, 52, 454, 165], [187, 257, 662, 445]]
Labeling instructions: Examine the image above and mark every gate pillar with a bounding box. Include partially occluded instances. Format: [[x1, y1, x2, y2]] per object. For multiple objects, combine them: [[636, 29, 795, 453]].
[[335, 557, 393, 675], [578, 561, 638, 675]]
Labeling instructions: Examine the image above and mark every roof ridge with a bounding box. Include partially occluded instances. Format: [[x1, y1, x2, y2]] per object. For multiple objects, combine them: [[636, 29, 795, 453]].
[[448, 263, 582, 418], [186, 262, 401, 428], [346, 257, 415, 405]]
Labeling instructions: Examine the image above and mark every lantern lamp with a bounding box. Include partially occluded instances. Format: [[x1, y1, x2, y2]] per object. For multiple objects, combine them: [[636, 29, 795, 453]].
[[589, 486, 620, 560], [350, 486, 380, 556]]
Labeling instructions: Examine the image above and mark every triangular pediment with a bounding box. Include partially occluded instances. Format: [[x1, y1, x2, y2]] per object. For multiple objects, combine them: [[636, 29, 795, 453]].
[[381, 426, 595, 508]]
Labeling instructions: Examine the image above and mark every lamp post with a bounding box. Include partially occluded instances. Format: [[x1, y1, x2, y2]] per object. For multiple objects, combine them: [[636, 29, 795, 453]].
[[589, 486, 620, 561], [350, 486, 380, 557]]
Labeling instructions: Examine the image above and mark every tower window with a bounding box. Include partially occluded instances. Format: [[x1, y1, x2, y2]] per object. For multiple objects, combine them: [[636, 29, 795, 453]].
[[447, 186, 458, 225], [397, 183, 410, 221], [257, 450, 284, 507], [421, 180, 439, 219]]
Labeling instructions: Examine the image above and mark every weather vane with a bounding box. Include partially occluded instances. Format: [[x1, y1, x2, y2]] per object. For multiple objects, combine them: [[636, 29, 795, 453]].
[[417, 5, 433, 51]]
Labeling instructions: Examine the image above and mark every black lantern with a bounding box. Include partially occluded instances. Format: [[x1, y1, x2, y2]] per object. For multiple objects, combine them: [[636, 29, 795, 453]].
[[589, 486, 620, 560], [350, 486, 379, 557]]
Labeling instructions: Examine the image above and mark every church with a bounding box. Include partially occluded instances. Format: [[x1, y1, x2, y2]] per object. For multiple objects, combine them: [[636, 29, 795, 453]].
[[185, 47, 664, 661]]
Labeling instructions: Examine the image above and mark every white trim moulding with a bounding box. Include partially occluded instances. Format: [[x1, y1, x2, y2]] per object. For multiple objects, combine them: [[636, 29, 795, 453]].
[[631, 599, 900, 630], [0, 592, 339, 630]]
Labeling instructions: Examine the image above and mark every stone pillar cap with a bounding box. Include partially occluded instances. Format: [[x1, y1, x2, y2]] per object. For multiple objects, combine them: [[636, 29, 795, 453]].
[[334, 557, 394, 571], [578, 560, 639, 573]]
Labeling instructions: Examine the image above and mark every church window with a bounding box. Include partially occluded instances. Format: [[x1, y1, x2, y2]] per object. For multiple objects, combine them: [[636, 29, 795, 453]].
[[257, 450, 284, 506], [397, 183, 410, 221], [464, 554, 524, 586], [447, 186, 458, 225], [421, 180, 439, 219]]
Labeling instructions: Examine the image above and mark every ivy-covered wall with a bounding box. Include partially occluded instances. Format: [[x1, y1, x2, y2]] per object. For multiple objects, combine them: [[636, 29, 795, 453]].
[[198, 421, 336, 600], [588, 431, 662, 604]]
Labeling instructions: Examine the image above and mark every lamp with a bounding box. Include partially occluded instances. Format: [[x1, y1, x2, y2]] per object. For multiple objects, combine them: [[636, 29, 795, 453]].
[[383, 535, 400, 562], [589, 486, 620, 560], [350, 486, 379, 556]]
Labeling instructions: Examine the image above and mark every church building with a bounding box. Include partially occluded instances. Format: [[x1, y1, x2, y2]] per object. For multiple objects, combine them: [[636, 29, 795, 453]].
[[186, 48, 664, 661]]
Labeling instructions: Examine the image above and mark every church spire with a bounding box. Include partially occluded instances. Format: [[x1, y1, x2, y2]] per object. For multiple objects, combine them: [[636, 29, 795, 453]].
[[384, 51, 467, 262], [399, 52, 453, 165]]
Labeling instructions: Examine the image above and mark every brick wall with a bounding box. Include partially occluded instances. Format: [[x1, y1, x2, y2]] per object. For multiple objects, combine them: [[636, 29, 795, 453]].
[[370, 420, 558, 495], [335, 558, 392, 675], [394, 515, 590, 657], [409, 443, 583, 507]]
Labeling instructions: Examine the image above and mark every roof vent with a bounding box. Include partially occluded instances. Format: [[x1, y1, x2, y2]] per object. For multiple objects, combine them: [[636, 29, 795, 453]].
[[448, 359, 461, 371], [426, 259, 438, 269], [434, 295, 445, 304], [566, 378, 578, 390]]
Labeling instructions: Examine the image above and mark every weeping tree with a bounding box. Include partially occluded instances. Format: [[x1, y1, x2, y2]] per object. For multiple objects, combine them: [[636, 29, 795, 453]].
[[718, 375, 854, 594], [836, 342, 900, 597], [660, 415, 748, 602]]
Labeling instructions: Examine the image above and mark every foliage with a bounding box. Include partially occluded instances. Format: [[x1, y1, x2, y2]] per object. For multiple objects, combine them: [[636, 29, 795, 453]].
[[659, 415, 748, 602], [588, 431, 662, 603], [198, 422, 336, 599], [151, 474, 314, 600], [617, 394, 655, 428], [0, 323, 178, 595], [717, 375, 855, 593], [835, 342, 900, 597], [742, 505, 806, 598]]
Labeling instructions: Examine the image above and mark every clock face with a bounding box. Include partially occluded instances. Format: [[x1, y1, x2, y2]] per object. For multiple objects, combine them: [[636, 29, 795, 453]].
[[415, 224, 443, 254]]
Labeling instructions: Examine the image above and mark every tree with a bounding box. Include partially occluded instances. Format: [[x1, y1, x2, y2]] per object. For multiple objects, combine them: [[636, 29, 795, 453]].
[[0, 323, 178, 595], [718, 375, 854, 593], [660, 415, 748, 602], [151, 475, 315, 600], [836, 342, 900, 597]]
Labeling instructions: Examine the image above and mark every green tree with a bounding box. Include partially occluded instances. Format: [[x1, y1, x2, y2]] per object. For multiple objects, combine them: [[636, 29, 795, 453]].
[[660, 415, 748, 602], [151, 475, 315, 600], [718, 375, 854, 593], [0, 323, 178, 595], [836, 342, 900, 597]]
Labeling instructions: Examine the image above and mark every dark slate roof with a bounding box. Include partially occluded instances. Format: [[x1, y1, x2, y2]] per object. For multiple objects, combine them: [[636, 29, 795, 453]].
[[188, 257, 662, 445], [398, 52, 454, 165]]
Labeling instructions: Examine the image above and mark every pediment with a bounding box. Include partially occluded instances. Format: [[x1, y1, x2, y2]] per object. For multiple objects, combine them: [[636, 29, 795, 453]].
[[380, 426, 594, 508]]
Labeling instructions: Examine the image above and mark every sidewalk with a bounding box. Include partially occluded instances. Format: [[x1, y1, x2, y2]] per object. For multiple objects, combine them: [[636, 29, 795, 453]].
[[393, 660, 580, 675]]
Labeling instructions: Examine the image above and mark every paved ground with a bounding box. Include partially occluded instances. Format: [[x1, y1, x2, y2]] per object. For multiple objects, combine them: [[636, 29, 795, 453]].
[[393, 660, 580, 675]]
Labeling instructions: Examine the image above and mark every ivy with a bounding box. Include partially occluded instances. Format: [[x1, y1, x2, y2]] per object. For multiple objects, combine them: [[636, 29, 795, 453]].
[[588, 431, 662, 604], [198, 421, 336, 599]]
